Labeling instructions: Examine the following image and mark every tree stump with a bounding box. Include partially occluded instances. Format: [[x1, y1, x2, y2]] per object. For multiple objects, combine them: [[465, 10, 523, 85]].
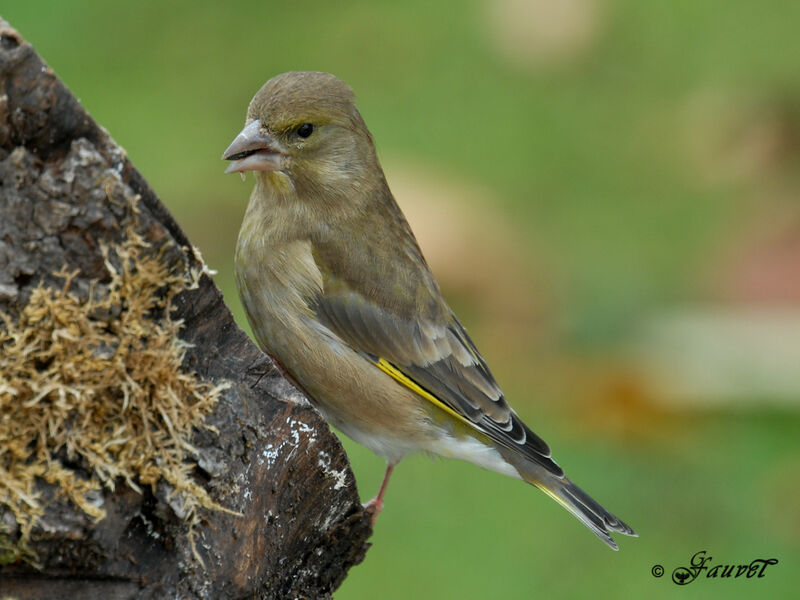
[[0, 18, 371, 600]]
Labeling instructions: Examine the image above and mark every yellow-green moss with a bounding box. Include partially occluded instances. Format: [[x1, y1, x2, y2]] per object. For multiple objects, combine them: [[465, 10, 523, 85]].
[[0, 222, 230, 565]]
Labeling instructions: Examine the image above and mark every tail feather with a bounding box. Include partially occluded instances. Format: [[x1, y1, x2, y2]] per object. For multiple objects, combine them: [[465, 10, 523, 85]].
[[504, 448, 637, 550], [537, 476, 637, 550]]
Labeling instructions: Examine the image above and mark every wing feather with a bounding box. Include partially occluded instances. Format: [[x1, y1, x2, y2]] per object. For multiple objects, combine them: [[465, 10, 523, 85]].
[[312, 270, 562, 476]]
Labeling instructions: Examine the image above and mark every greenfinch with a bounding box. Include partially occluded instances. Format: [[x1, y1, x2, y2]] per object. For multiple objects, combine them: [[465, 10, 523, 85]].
[[223, 71, 635, 549]]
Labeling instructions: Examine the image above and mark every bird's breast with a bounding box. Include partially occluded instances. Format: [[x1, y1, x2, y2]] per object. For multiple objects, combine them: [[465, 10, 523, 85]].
[[234, 231, 323, 349]]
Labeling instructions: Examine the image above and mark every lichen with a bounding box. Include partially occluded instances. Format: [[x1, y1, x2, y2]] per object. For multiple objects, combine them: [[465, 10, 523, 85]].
[[0, 218, 230, 565]]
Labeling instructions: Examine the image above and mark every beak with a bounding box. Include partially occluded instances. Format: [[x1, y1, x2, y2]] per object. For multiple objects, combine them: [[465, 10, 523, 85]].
[[222, 119, 284, 174]]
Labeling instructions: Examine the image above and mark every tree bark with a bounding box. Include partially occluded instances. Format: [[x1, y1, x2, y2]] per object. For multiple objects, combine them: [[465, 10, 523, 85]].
[[0, 19, 371, 600]]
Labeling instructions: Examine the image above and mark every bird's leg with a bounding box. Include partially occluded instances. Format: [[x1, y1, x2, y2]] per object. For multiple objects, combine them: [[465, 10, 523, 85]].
[[363, 462, 395, 526]]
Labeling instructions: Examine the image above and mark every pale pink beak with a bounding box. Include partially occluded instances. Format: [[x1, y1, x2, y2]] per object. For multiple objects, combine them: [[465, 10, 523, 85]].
[[222, 119, 284, 174]]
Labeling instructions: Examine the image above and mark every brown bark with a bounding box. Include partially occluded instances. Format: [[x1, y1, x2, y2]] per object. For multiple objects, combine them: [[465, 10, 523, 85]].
[[0, 19, 371, 600]]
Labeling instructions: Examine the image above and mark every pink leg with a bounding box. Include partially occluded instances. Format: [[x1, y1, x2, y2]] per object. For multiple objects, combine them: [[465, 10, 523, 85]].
[[363, 463, 396, 526]]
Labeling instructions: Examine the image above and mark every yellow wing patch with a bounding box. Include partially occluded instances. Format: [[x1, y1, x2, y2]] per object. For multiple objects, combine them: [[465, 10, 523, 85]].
[[374, 358, 472, 427]]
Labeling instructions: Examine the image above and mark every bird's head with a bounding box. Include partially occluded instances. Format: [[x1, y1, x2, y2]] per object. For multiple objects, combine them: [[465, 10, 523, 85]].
[[222, 71, 380, 201]]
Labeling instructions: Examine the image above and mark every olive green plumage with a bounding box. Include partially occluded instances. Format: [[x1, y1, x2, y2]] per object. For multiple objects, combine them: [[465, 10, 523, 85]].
[[224, 71, 636, 549]]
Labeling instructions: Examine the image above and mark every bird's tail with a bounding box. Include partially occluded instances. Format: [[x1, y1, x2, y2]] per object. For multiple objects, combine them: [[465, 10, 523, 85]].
[[536, 475, 636, 550], [507, 454, 637, 550]]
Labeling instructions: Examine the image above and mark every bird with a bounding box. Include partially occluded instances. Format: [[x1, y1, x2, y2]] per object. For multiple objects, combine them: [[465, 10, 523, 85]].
[[222, 71, 636, 549]]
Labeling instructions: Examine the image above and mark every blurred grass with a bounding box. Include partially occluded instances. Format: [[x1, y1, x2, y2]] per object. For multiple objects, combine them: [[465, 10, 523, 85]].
[[4, 1, 800, 598]]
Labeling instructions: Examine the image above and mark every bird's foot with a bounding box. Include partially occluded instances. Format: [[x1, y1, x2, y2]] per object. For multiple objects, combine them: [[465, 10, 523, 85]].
[[362, 462, 395, 528], [362, 496, 384, 527]]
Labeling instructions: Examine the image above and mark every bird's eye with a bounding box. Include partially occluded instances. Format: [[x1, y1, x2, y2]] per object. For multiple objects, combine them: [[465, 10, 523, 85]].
[[296, 123, 314, 138]]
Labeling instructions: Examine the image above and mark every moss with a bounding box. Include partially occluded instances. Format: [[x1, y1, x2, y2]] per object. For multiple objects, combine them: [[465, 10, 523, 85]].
[[0, 219, 230, 565]]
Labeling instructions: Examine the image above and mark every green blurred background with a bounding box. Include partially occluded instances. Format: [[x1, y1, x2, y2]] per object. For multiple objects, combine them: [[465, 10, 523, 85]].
[[5, 1, 800, 597]]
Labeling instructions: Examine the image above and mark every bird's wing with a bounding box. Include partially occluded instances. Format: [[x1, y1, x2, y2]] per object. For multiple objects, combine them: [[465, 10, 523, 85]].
[[311, 261, 563, 477]]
